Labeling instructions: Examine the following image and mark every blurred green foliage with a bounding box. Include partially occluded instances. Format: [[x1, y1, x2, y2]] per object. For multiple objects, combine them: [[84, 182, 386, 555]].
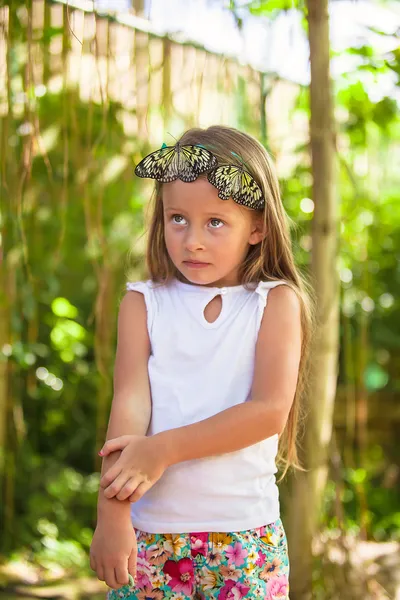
[[0, 0, 399, 584]]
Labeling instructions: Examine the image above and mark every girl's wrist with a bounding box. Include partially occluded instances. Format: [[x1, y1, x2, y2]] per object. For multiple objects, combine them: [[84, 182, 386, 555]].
[[150, 430, 178, 467], [97, 490, 132, 517]]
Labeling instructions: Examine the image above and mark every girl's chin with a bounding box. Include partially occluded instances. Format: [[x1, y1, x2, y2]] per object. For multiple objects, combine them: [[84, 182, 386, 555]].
[[178, 269, 217, 286]]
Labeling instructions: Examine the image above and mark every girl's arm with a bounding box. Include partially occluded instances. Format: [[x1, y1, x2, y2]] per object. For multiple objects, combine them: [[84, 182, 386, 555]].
[[158, 284, 302, 464], [90, 291, 151, 590], [97, 291, 151, 519]]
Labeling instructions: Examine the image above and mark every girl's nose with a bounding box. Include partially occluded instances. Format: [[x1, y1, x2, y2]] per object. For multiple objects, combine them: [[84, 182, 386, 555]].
[[184, 228, 206, 252]]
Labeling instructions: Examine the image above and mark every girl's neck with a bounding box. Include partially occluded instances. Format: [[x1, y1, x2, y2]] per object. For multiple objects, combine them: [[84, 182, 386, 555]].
[[173, 277, 257, 294]]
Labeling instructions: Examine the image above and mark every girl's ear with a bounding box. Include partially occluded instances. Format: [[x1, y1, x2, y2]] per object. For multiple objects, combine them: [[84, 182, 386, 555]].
[[248, 216, 265, 246]]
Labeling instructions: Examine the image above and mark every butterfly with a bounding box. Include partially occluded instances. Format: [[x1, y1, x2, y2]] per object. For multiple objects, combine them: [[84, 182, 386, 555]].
[[134, 142, 217, 183], [207, 164, 265, 210]]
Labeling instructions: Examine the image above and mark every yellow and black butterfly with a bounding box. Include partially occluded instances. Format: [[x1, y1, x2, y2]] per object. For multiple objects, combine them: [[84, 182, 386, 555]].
[[134, 142, 217, 183], [207, 164, 265, 210]]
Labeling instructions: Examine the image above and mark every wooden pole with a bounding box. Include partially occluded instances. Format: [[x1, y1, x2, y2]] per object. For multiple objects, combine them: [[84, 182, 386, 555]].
[[285, 0, 339, 597]]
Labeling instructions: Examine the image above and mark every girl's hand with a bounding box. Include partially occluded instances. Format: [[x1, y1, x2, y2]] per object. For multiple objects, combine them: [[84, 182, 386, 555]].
[[90, 518, 137, 589], [98, 435, 166, 502]]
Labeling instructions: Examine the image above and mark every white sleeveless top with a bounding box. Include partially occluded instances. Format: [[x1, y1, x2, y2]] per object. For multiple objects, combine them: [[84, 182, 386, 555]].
[[126, 277, 289, 533]]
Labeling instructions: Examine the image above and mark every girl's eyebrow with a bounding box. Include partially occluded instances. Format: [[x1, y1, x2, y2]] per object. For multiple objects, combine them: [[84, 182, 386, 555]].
[[164, 207, 230, 218]]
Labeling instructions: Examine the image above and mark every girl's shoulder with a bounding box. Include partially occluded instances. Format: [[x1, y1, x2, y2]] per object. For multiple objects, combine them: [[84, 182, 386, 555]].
[[255, 279, 292, 299], [126, 279, 153, 293], [125, 278, 178, 304], [125, 279, 175, 300], [125, 280, 163, 334]]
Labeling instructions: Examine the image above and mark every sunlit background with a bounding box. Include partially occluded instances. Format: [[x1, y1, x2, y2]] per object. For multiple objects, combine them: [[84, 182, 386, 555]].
[[0, 0, 399, 598]]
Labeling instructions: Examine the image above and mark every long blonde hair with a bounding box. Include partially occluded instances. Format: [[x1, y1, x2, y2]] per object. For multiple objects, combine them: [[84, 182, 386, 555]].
[[141, 125, 316, 479]]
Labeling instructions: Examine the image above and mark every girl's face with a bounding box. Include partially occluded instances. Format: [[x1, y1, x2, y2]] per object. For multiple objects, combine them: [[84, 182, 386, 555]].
[[162, 178, 263, 287]]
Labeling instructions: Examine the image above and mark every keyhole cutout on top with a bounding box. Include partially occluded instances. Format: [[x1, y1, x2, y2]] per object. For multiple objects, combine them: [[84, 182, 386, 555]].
[[203, 294, 223, 324]]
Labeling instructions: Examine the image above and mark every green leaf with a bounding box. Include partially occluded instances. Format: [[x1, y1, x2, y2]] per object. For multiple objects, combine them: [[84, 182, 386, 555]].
[[249, 0, 296, 16], [364, 363, 389, 391], [51, 297, 78, 319], [347, 45, 374, 59]]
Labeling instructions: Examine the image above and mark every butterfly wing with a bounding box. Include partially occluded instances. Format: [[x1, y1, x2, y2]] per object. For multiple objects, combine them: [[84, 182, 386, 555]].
[[179, 145, 218, 182], [232, 170, 264, 210], [134, 145, 180, 183], [208, 165, 264, 209], [135, 144, 216, 183], [207, 165, 241, 200]]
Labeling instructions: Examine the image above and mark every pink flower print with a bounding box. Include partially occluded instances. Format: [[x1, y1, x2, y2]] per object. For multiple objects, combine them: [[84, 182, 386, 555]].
[[255, 526, 266, 538], [136, 556, 152, 588], [163, 558, 194, 595], [190, 532, 209, 558], [256, 550, 265, 567], [136, 570, 151, 589], [225, 542, 248, 567], [219, 579, 251, 599], [265, 574, 289, 599]]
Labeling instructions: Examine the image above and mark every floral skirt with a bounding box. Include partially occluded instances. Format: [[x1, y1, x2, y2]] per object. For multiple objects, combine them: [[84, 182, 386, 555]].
[[106, 517, 289, 599]]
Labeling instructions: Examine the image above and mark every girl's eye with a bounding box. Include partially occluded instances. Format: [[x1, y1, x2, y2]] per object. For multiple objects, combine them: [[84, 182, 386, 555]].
[[209, 218, 224, 228], [172, 214, 187, 225]]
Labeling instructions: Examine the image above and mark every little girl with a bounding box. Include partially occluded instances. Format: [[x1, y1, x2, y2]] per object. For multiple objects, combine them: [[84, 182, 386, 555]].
[[90, 125, 314, 600]]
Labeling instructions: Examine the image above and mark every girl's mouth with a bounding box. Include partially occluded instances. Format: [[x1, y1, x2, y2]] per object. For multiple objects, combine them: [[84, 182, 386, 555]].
[[183, 261, 210, 269]]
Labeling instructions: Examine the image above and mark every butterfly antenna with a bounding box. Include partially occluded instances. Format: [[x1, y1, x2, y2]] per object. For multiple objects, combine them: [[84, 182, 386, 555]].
[[231, 151, 248, 169], [167, 132, 179, 145]]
